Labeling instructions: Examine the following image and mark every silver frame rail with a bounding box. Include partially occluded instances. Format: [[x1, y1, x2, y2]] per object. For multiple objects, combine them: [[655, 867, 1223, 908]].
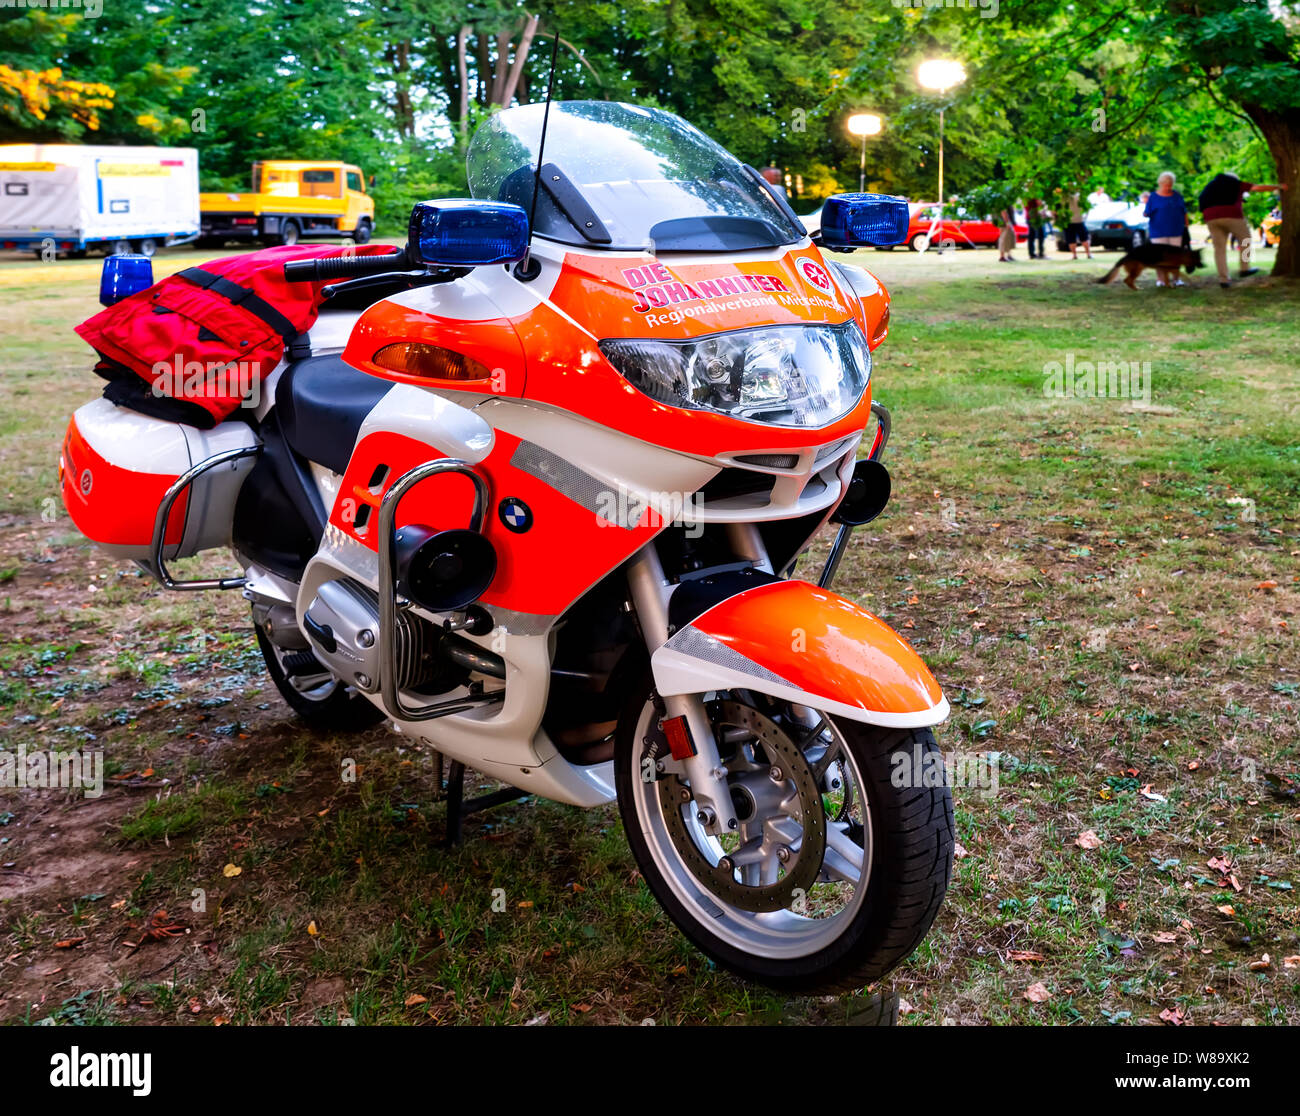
[[148, 444, 262, 591], [377, 458, 496, 722]]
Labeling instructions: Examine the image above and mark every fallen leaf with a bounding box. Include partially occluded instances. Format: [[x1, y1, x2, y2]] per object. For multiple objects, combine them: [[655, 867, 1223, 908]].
[[1023, 982, 1052, 1003], [1282, 956, 1300, 970], [1207, 855, 1233, 875], [953, 842, 969, 859], [1216, 904, 1235, 917], [1152, 931, 1178, 944], [1008, 950, 1045, 962], [1075, 830, 1102, 850], [517, 900, 533, 909], [572, 1003, 592, 1013], [213, 1015, 230, 1026], [222, 863, 242, 878], [188, 997, 202, 1014], [1159, 1006, 1186, 1026], [1248, 954, 1271, 972], [307, 920, 320, 937], [53, 937, 86, 949], [1139, 784, 1167, 802], [404, 993, 428, 1007]]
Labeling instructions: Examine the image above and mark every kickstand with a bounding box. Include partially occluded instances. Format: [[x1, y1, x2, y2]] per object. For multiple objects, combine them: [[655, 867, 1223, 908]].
[[441, 759, 531, 847]]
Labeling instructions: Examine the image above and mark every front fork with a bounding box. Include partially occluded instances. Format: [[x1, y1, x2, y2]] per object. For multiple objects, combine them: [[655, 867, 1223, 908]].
[[626, 545, 739, 835]]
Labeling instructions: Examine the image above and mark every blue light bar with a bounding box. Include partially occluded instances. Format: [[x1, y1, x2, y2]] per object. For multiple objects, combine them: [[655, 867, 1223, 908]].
[[99, 253, 154, 306], [408, 199, 530, 267], [820, 193, 911, 248]]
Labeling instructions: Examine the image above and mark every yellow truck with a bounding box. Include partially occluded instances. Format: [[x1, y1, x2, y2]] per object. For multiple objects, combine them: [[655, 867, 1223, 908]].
[[198, 160, 374, 248]]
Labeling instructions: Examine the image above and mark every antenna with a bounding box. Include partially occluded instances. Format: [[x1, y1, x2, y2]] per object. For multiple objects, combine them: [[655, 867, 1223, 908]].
[[515, 28, 561, 280]]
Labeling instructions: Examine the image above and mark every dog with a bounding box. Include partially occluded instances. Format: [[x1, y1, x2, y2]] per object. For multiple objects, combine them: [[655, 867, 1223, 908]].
[[1097, 243, 1204, 289]]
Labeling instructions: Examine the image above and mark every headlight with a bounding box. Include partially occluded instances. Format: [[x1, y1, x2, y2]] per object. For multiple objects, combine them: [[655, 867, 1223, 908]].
[[599, 322, 870, 427]]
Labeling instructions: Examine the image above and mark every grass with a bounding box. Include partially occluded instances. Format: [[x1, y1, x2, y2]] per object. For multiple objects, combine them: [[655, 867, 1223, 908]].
[[0, 242, 1296, 1026]]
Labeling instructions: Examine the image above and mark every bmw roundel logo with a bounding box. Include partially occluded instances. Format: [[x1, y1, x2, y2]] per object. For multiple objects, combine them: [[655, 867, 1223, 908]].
[[498, 497, 533, 533]]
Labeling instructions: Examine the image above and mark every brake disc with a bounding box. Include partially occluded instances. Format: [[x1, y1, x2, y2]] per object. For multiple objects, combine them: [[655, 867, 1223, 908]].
[[656, 699, 826, 913]]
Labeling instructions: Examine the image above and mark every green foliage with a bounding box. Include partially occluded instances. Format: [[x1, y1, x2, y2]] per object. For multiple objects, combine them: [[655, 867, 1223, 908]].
[[2, 0, 1296, 263]]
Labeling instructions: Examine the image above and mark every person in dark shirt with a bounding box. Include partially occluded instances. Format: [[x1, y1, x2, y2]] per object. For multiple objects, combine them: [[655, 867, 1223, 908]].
[[1024, 197, 1047, 259], [1201, 171, 1288, 286], [1144, 172, 1189, 288]]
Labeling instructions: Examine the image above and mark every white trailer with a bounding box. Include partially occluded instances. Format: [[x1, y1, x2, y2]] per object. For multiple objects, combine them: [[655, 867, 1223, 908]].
[[0, 144, 199, 258]]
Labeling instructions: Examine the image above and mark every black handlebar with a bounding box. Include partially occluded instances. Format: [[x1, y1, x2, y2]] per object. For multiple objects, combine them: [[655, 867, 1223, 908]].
[[283, 247, 410, 282]]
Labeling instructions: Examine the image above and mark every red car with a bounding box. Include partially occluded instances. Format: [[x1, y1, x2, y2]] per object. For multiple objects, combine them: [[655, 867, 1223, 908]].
[[903, 202, 1028, 251]]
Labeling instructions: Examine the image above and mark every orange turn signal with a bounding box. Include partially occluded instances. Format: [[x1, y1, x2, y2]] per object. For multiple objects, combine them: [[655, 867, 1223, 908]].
[[372, 342, 492, 382], [869, 302, 890, 348]]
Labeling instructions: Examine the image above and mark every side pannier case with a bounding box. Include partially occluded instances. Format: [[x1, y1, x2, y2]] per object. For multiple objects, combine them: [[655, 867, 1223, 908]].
[[60, 398, 258, 563]]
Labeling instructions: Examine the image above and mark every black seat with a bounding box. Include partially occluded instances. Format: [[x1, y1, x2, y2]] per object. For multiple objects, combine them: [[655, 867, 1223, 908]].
[[275, 355, 391, 475]]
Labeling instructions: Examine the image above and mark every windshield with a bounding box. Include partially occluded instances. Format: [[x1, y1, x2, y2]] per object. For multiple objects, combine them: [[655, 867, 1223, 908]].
[[466, 101, 806, 252]]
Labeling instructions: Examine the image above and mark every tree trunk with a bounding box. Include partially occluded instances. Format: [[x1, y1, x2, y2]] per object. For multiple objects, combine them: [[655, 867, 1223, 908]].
[[1249, 107, 1300, 278], [476, 31, 490, 107], [488, 30, 512, 106], [456, 25, 470, 136], [384, 41, 414, 139], [500, 13, 539, 108]]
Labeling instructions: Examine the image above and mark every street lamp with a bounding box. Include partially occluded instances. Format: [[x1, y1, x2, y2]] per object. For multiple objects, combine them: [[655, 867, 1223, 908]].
[[846, 112, 883, 193], [917, 59, 966, 246]]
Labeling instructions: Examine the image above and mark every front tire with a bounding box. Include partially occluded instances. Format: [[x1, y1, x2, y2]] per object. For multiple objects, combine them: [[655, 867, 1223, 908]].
[[352, 218, 373, 244], [278, 220, 301, 247], [615, 687, 953, 994]]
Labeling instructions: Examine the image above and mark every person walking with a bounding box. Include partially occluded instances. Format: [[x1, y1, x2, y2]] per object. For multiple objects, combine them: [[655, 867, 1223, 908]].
[[1024, 196, 1047, 259], [1144, 171, 1189, 288], [997, 202, 1017, 262], [1062, 191, 1092, 259], [1198, 171, 1288, 287]]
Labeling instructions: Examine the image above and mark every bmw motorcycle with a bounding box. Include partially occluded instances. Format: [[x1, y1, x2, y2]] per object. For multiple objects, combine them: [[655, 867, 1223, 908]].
[[60, 101, 953, 992]]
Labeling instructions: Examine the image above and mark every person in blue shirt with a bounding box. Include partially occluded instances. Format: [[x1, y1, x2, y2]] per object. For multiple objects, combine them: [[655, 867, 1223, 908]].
[[1144, 172, 1189, 287]]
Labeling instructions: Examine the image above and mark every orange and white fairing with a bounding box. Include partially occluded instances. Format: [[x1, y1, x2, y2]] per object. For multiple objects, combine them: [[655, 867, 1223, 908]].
[[330, 237, 891, 625], [652, 580, 949, 729], [342, 238, 891, 459]]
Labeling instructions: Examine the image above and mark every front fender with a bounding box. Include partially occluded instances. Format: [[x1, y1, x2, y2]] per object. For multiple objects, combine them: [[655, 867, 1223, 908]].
[[651, 580, 948, 728]]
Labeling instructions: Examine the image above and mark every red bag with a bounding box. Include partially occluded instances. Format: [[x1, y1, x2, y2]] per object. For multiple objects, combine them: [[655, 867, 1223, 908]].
[[75, 244, 394, 428]]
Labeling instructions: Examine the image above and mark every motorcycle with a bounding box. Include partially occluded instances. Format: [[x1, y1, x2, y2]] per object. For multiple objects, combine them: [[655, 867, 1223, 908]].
[[60, 100, 953, 993]]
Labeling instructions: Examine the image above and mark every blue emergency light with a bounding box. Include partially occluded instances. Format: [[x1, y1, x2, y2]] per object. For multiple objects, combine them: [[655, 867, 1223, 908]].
[[820, 193, 911, 248], [99, 253, 154, 306], [408, 199, 530, 267]]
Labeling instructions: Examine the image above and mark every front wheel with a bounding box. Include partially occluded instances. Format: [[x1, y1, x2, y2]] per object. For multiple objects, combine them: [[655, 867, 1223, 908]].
[[278, 220, 301, 247], [615, 687, 953, 994]]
